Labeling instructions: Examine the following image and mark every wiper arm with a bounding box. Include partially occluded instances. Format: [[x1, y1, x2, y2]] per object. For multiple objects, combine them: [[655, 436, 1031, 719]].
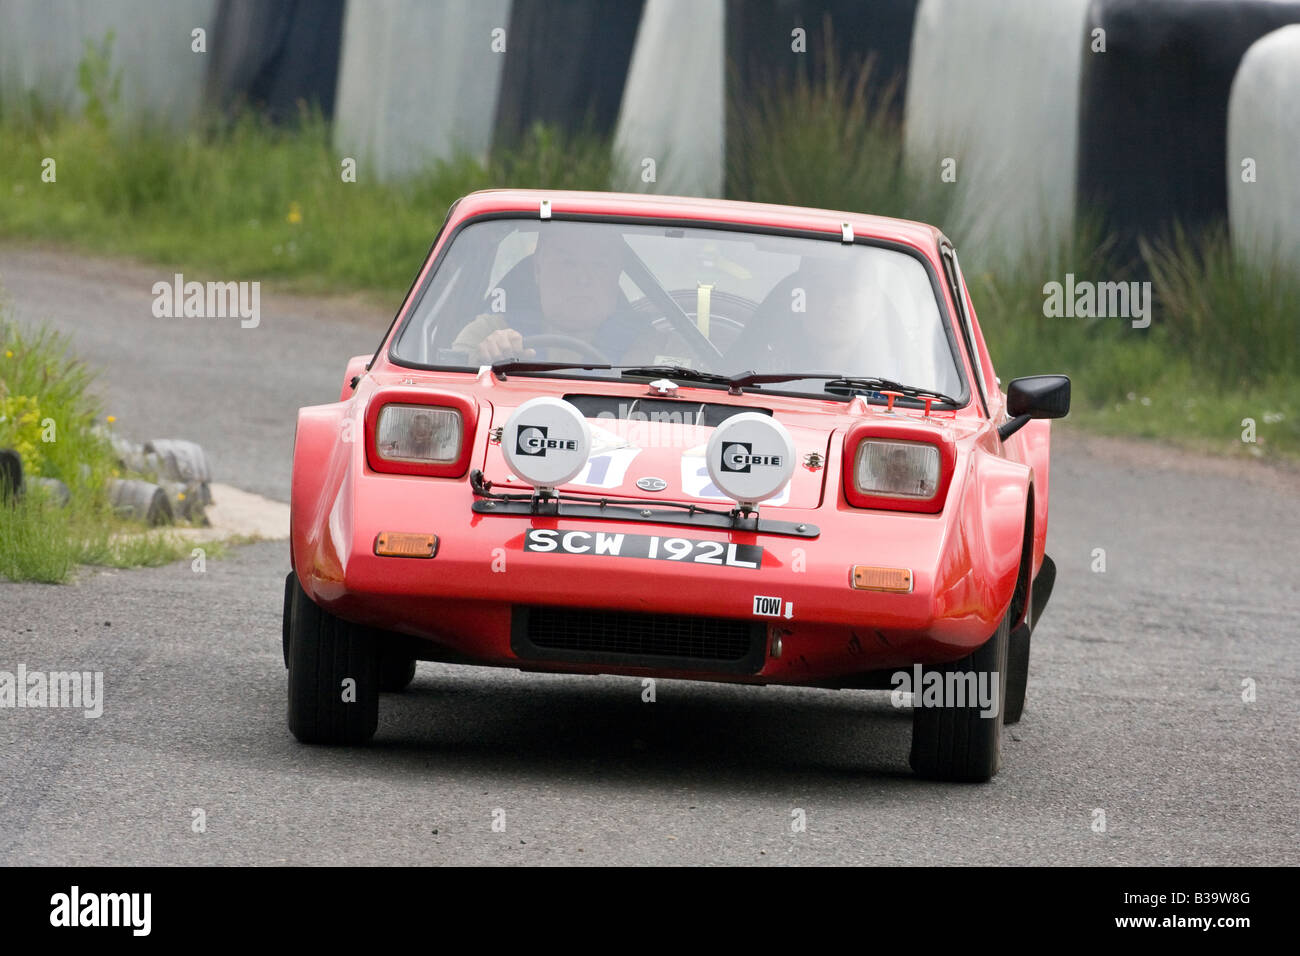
[[619, 365, 732, 386], [822, 376, 959, 405], [724, 370, 959, 404], [724, 369, 842, 392], [491, 359, 612, 379]]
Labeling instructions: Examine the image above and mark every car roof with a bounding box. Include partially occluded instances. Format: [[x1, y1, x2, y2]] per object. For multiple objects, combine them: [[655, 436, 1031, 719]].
[[450, 189, 944, 253]]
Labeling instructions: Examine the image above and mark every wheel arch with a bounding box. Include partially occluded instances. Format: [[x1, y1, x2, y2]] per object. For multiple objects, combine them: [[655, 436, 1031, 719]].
[[959, 447, 1034, 630], [290, 400, 354, 599]]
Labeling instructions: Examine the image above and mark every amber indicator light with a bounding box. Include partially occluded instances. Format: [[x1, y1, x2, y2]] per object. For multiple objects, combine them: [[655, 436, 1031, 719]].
[[374, 532, 438, 558], [851, 565, 912, 592]]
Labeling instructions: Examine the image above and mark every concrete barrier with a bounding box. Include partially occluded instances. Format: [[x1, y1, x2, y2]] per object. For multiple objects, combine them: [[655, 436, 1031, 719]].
[[0, 0, 216, 126], [1228, 24, 1300, 270], [203, 0, 345, 123], [903, 0, 1090, 266], [1078, 0, 1300, 264], [333, 0, 511, 180], [493, 0, 644, 152], [726, 0, 919, 120], [613, 0, 725, 196]]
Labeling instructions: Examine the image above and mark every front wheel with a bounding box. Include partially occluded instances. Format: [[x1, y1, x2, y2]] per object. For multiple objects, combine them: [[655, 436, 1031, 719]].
[[285, 572, 380, 745], [1002, 621, 1032, 725], [909, 611, 1009, 782], [379, 654, 417, 693]]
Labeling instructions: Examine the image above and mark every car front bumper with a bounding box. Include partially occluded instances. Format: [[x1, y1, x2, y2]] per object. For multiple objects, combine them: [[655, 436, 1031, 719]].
[[296, 475, 1007, 687]]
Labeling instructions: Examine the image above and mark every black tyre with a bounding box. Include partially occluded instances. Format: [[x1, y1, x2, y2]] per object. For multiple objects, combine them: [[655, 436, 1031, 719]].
[[909, 611, 1009, 782], [379, 654, 417, 693], [1003, 621, 1031, 725], [286, 573, 380, 744], [282, 571, 295, 667], [1002, 553, 1034, 725]]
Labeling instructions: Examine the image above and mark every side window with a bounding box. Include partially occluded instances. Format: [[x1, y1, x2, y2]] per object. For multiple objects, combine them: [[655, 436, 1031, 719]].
[[940, 245, 989, 417], [952, 251, 994, 404]]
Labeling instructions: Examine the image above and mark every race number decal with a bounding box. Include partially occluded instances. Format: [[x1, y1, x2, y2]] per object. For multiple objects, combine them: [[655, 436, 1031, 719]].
[[680, 446, 792, 505]]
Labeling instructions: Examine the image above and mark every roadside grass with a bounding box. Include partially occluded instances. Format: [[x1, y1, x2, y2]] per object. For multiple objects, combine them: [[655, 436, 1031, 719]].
[[0, 317, 217, 582], [727, 62, 1297, 461], [1143, 227, 1299, 386], [970, 255, 1298, 460], [0, 493, 205, 583], [0, 51, 1294, 460], [727, 55, 955, 228], [0, 322, 112, 482], [0, 106, 613, 298]]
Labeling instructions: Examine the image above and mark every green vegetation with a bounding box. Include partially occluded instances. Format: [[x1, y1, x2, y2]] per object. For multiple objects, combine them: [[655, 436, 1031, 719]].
[[966, 239, 1297, 458], [0, 45, 1293, 460], [0, 319, 209, 582], [0, 94, 613, 296], [730, 64, 1297, 460], [728, 56, 955, 229]]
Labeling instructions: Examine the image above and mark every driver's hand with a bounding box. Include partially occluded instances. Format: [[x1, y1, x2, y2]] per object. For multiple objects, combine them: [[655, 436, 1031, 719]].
[[474, 328, 535, 363]]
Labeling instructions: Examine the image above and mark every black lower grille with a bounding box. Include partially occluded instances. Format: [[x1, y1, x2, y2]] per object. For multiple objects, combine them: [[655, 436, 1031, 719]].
[[513, 606, 765, 673]]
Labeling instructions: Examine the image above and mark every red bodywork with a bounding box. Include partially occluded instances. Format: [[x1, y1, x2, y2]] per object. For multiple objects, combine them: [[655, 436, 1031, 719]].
[[291, 190, 1053, 687]]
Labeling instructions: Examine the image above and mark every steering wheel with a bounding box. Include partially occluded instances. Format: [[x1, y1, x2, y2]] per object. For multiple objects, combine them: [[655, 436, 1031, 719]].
[[631, 288, 756, 359], [521, 334, 612, 364]]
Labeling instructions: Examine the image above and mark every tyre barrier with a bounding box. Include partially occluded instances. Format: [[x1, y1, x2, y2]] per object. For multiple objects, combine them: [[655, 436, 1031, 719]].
[[108, 478, 176, 527], [29, 477, 71, 507], [0, 448, 23, 501], [205, 0, 346, 126], [96, 427, 149, 474], [903, 0, 1090, 262], [333, 0, 509, 181], [145, 439, 212, 513], [97, 432, 215, 522], [1228, 24, 1300, 270], [161, 479, 210, 525], [3, 438, 209, 524], [0, 452, 69, 507], [143, 438, 212, 485], [1078, 0, 1300, 264]]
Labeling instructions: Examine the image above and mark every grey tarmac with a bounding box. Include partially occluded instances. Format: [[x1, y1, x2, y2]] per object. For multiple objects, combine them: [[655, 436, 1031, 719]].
[[1, 245, 1296, 865]]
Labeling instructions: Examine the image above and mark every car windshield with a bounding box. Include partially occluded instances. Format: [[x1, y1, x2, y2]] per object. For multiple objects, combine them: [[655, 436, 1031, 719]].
[[391, 218, 965, 399]]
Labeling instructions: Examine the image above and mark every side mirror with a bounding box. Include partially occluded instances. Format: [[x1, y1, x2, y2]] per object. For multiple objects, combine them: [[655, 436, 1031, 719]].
[[998, 375, 1070, 440]]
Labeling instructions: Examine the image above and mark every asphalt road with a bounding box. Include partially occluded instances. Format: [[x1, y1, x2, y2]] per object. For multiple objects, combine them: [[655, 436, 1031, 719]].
[[2, 245, 1297, 865]]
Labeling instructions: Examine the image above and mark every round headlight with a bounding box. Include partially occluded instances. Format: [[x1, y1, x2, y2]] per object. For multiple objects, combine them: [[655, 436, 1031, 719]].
[[501, 397, 592, 491], [704, 412, 796, 510]]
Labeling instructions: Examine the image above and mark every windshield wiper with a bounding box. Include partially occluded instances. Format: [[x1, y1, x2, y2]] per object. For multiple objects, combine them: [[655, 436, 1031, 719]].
[[619, 365, 733, 387], [491, 359, 612, 379], [491, 361, 958, 406], [724, 370, 841, 392], [724, 370, 959, 405], [822, 376, 960, 405]]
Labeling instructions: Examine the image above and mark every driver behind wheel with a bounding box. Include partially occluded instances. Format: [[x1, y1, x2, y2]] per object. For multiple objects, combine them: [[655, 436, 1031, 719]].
[[726, 256, 891, 373], [452, 226, 660, 364]]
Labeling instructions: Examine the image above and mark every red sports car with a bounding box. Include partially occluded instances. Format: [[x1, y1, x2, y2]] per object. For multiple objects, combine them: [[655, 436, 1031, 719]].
[[285, 189, 1069, 781]]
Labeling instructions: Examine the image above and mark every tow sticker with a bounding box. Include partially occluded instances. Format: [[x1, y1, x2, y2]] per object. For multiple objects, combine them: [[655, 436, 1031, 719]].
[[524, 528, 762, 569], [753, 595, 794, 618]]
